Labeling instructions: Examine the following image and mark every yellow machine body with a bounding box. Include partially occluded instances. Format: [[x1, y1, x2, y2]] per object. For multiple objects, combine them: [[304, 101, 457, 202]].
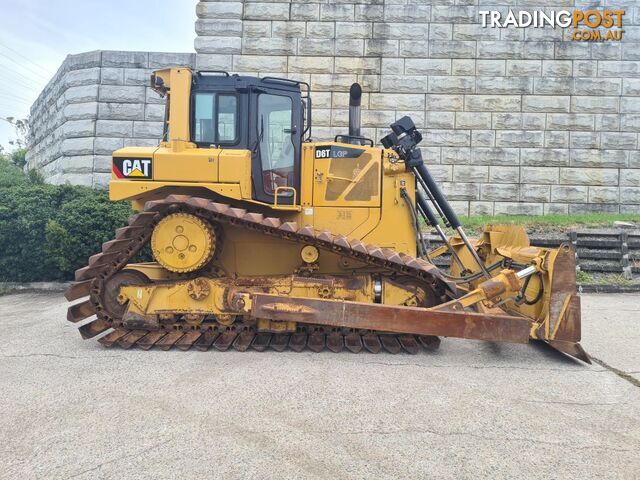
[[109, 68, 416, 257], [64, 67, 586, 362]]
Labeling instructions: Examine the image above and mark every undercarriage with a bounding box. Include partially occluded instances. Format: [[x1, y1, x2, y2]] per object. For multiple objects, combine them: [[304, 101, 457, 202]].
[[65, 194, 589, 363]]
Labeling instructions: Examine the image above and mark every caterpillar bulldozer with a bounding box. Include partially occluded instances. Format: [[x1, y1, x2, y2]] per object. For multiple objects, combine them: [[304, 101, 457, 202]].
[[65, 67, 589, 362]]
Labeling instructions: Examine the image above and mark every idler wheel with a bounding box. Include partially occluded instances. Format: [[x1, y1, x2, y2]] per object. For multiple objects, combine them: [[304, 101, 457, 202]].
[[101, 270, 150, 319]]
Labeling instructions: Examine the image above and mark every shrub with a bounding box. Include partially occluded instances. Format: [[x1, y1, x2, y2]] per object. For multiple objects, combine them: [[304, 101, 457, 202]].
[[0, 158, 28, 187], [0, 161, 132, 281], [11, 148, 27, 169]]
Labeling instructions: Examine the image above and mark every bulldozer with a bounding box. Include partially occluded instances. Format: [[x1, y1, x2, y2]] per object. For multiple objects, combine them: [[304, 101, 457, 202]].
[[65, 67, 589, 362]]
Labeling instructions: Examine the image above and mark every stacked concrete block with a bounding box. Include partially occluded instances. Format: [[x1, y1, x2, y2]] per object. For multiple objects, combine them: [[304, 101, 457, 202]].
[[27, 51, 195, 187], [195, 0, 640, 215]]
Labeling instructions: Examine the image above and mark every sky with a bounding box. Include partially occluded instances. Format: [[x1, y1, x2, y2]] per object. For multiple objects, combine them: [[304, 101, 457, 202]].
[[0, 0, 195, 150]]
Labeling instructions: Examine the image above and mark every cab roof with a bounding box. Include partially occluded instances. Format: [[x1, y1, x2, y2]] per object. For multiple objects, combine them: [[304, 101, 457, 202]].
[[192, 71, 304, 94]]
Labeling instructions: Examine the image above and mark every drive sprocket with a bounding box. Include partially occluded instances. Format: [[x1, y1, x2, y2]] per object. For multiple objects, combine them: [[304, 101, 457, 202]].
[[150, 212, 215, 273]]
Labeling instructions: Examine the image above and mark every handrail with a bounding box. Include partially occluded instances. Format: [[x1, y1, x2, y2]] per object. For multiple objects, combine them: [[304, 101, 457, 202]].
[[273, 186, 298, 210], [195, 70, 230, 77], [334, 134, 374, 146]]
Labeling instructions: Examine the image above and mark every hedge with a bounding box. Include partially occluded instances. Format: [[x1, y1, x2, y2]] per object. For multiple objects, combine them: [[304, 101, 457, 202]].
[[0, 159, 132, 281]]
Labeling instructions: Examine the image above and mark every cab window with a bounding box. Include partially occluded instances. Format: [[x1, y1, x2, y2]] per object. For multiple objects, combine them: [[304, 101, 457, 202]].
[[193, 93, 238, 145]]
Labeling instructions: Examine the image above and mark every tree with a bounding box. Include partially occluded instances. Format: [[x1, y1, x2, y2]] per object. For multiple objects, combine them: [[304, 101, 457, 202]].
[[0, 116, 29, 168], [10, 147, 27, 169]]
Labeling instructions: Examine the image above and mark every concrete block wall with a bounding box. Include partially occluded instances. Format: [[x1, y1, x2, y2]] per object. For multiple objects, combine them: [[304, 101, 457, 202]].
[[27, 51, 195, 187], [194, 0, 640, 215]]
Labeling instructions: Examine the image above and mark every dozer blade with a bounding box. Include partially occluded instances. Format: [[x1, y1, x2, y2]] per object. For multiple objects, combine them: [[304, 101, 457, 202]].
[[540, 244, 590, 364], [547, 340, 591, 364]]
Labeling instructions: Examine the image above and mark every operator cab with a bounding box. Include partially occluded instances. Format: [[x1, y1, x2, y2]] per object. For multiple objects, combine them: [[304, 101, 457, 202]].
[[188, 71, 310, 205]]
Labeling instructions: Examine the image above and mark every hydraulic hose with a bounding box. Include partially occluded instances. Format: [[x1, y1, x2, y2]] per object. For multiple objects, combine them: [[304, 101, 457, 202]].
[[400, 187, 428, 257]]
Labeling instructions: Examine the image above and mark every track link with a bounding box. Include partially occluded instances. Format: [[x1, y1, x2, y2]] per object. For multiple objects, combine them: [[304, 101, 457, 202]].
[[66, 194, 454, 353]]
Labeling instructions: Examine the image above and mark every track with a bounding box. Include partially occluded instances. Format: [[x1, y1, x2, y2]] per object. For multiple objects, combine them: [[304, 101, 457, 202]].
[[66, 194, 456, 353], [98, 324, 442, 354]]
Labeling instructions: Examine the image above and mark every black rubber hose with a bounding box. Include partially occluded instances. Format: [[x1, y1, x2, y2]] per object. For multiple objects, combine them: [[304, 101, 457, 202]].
[[522, 272, 544, 305], [414, 163, 461, 229], [400, 188, 426, 257]]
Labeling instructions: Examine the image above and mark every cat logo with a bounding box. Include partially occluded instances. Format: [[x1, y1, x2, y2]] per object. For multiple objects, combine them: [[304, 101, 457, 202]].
[[112, 157, 153, 180]]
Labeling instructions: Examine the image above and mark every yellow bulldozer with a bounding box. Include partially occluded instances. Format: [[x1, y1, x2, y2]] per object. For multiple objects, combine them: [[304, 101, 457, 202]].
[[65, 68, 588, 362]]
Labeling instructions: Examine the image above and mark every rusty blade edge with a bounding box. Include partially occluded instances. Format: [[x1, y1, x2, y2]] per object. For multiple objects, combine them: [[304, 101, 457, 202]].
[[546, 340, 592, 364]]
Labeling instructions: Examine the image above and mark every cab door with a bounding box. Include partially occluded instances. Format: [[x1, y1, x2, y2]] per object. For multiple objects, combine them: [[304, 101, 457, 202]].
[[250, 90, 302, 205]]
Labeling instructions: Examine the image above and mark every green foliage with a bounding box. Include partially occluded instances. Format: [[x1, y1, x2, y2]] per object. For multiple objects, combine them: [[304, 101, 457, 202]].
[[421, 212, 640, 236], [0, 181, 132, 282], [576, 270, 592, 283], [11, 148, 27, 169], [27, 168, 45, 184], [577, 272, 634, 287], [0, 157, 45, 187], [44, 220, 74, 274], [0, 157, 27, 187], [460, 213, 639, 231]]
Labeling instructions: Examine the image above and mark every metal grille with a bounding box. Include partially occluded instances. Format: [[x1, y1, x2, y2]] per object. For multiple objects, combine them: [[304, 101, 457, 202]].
[[325, 154, 379, 202]]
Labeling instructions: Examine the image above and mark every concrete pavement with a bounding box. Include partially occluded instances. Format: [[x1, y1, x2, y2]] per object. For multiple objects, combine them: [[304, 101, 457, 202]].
[[0, 292, 638, 479]]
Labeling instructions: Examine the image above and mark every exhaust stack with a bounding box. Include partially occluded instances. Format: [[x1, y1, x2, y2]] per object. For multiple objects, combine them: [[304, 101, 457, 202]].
[[348, 83, 362, 138]]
